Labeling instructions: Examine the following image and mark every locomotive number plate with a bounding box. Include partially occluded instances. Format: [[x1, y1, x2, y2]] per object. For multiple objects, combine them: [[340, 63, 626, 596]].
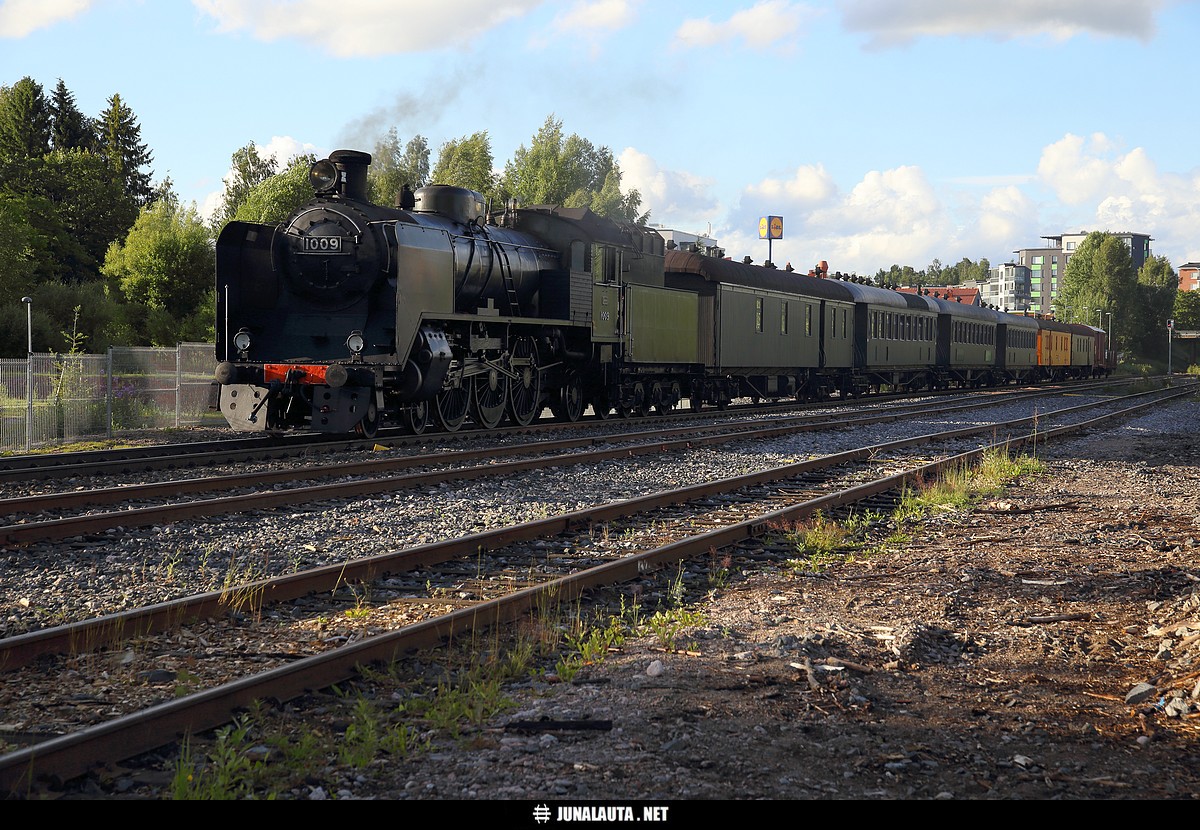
[[299, 236, 343, 253]]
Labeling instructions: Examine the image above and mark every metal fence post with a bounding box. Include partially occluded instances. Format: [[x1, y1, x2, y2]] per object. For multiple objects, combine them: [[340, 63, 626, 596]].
[[106, 347, 113, 439], [25, 354, 33, 453], [175, 345, 182, 429]]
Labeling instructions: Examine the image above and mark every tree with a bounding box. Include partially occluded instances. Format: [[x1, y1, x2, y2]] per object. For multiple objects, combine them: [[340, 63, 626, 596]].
[[233, 154, 317, 225], [1058, 232, 1137, 352], [0, 194, 36, 300], [213, 142, 278, 229], [96, 93, 154, 207], [148, 175, 178, 210], [6, 190, 96, 285], [40, 148, 136, 276], [1173, 289, 1200, 331], [499, 115, 647, 222], [0, 77, 52, 163], [368, 129, 429, 206], [102, 200, 215, 345], [0, 80, 140, 287], [49, 78, 93, 152], [430, 131, 498, 203], [0, 146, 134, 287], [29, 280, 124, 354], [1131, 255, 1177, 358], [939, 257, 990, 285], [875, 264, 921, 286], [588, 162, 647, 225], [926, 258, 944, 284]]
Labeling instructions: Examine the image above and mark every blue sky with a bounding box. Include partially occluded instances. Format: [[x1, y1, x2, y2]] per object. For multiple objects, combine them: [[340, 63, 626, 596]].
[[3, 0, 1198, 276]]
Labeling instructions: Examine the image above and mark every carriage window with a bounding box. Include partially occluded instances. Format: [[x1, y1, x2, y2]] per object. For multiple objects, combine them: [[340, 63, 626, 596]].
[[781, 303, 789, 335], [755, 297, 763, 333], [806, 305, 813, 336]]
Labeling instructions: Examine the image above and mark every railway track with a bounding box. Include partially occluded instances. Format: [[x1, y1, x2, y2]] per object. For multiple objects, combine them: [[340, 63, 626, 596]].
[[0, 380, 1194, 794], [0, 378, 1145, 483], [0, 379, 1159, 548]]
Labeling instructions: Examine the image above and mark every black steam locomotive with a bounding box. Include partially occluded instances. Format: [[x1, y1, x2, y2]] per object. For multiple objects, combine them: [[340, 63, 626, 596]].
[[213, 150, 1111, 437]]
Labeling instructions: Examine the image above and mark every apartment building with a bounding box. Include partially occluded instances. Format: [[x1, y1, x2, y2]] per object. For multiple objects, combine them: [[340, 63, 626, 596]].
[[972, 262, 1033, 312], [1013, 231, 1152, 315], [1180, 262, 1200, 292]]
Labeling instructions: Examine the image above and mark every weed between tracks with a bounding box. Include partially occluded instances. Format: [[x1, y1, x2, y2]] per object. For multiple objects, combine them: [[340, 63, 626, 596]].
[[164, 564, 709, 800], [777, 446, 1045, 573]]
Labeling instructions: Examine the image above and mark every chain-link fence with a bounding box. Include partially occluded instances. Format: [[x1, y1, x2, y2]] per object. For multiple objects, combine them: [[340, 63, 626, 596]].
[[0, 343, 223, 452]]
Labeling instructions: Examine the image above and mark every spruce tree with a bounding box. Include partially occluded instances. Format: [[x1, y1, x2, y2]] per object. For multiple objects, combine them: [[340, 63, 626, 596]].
[[97, 93, 154, 207], [49, 78, 93, 151], [0, 76, 52, 163]]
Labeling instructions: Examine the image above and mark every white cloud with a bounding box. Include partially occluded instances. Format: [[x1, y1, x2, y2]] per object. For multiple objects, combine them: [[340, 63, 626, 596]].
[[743, 164, 837, 207], [1040, 135, 1200, 263], [551, 0, 638, 34], [536, 0, 640, 57], [0, 0, 92, 38], [714, 164, 956, 274], [1037, 133, 1196, 247], [193, 0, 546, 57], [974, 186, 1037, 251], [619, 147, 720, 231], [840, 166, 941, 226], [1037, 133, 1122, 205], [259, 135, 323, 168], [841, 0, 1168, 48], [672, 1, 816, 52], [810, 166, 952, 271]]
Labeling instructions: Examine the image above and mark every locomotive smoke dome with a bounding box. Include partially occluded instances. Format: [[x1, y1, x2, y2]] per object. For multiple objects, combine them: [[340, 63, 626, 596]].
[[212, 147, 1113, 439]]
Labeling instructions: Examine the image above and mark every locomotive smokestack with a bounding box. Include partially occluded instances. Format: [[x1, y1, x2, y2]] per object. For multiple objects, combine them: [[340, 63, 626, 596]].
[[328, 149, 371, 201]]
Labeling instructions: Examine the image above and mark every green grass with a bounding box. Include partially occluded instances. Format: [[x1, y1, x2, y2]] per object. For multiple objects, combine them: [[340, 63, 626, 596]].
[[777, 447, 1044, 572], [161, 565, 708, 799]]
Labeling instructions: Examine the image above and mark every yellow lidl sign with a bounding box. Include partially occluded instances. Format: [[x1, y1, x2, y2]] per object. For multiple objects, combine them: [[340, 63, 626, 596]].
[[759, 216, 783, 239]]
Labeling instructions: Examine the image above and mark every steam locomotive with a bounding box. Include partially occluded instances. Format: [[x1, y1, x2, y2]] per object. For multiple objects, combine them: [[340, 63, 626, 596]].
[[213, 149, 1112, 437]]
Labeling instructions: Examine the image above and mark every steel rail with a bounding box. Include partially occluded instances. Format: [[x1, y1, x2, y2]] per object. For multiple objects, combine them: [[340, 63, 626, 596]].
[[0, 381, 1121, 516], [2, 383, 1187, 548], [0, 377, 1141, 482]]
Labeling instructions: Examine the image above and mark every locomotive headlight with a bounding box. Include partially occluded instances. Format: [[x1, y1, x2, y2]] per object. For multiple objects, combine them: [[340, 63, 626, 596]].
[[346, 331, 365, 355], [310, 159, 339, 194], [233, 328, 252, 353]]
